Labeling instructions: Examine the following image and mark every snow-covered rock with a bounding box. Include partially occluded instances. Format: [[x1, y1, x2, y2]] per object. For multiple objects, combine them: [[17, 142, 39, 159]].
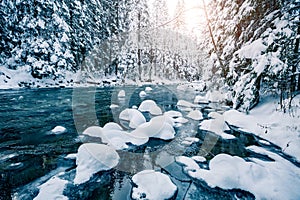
[[102, 129, 148, 149], [187, 110, 203, 120], [149, 105, 163, 115], [34, 176, 68, 200], [139, 91, 147, 98], [82, 126, 105, 139], [192, 156, 206, 162], [163, 110, 188, 124], [65, 153, 77, 160], [74, 143, 119, 184], [100, 130, 131, 149], [131, 170, 177, 200], [145, 87, 153, 92], [119, 109, 146, 129], [118, 90, 126, 98], [82, 124, 148, 150], [152, 122, 175, 140], [103, 122, 123, 131], [177, 100, 194, 108], [205, 90, 225, 103], [188, 150, 300, 200], [138, 100, 162, 115], [175, 156, 200, 173], [110, 104, 119, 109], [174, 117, 189, 124], [194, 96, 209, 104], [200, 112, 234, 139], [208, 112, 222, 119], [181, 137, 200, 146], [164, 110, 183, 118], [51, 126, 67, 134], [131, 115, 175, 140]]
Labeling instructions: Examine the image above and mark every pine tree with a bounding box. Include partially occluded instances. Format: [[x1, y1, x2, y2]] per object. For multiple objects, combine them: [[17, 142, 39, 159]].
[[202, 0, 300, 112]]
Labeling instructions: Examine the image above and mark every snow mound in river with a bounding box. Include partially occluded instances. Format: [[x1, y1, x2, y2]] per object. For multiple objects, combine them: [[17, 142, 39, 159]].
[[131, 170, 177, 200], [74, 143, 119, 184], [119, 109, 146, 129]]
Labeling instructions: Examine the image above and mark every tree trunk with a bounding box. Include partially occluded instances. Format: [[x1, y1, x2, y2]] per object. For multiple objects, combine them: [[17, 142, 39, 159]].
[[202, 0, 225, 77], [138, 12, 142, 81], [291, 23, 300, 92]]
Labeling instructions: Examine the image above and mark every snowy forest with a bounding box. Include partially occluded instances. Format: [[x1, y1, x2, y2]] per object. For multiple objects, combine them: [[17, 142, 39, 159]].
[[0, 0, 299, 111], [1, 0, 300, 200]]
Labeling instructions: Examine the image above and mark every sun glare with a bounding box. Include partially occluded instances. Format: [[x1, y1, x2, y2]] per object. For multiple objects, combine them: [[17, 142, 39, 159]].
[[166, 0, 207, 35]]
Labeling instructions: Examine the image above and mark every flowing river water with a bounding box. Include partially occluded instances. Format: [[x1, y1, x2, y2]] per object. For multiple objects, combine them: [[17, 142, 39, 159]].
[[0, 85, 298, 200]]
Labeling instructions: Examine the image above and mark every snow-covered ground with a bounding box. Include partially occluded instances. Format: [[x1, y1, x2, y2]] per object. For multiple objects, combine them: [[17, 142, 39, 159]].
[[224, 95, 300, 161], [0, 65, 187, 89], [0, 65, 77, 89], [177, 148, 300, 200]]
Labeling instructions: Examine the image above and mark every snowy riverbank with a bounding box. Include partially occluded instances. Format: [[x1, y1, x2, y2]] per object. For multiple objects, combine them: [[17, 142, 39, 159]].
[[224, 95, 300, 162]]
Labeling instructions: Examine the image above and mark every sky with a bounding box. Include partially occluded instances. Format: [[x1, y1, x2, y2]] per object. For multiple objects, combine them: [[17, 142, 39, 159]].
[[166, 0, 207, 35]]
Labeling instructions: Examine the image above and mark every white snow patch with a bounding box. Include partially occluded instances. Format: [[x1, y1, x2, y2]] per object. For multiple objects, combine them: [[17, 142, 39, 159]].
[[149, 105, 163, 115], [34, 176, 68, 200], [131, 115, 175, 140], [177, 100, 194, 108], [82, 125, 148, 150], [74, 143, 119, 184], [175, 156, 200, 172], [138, 100, 162, 115], [205, 90, 226, 103], [65, 153, 77, 160], [224, 96, 300, 161], [139, 91, 147, 98], [194, 96, 209, 104], [145, 87, 153, 92], [119, 109, 146, 129], [181, 137, 199, 146], [61, 33, 69, 42], [131, 170, 177, 200], [174, 117, 189, 124], [110, 104, 119, 109], [103, 129, 149, 149], [37, 19, 45, 29], [176, 81, 206, 92], [187, 110, 203, 120], [238, 38, 267, 59], [199, 112, 234, 139], [188, 150, 300, 200], [259, 140, 271, 145], [82, 126, 105, 138], [118, 90, 126, 98], [192, 156, 206, 162], [164, 110, 183, 118], [51, 126, 67, 134], [103, 122, 123, 131]]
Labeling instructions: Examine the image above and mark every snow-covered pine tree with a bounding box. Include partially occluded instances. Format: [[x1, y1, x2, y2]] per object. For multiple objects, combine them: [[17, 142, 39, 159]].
[[148, 0, 169, 81], [203, 0, 299, 112], [0, 0, 133, 85], [120, 0, 151, 82]]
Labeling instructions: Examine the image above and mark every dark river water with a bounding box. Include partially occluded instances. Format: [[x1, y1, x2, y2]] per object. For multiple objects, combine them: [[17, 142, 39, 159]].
[[0, 85, 298, 200]]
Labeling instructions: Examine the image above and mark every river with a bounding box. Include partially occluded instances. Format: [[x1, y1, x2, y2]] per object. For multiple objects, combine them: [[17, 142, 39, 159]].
[[0, 85, 298, 199]]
